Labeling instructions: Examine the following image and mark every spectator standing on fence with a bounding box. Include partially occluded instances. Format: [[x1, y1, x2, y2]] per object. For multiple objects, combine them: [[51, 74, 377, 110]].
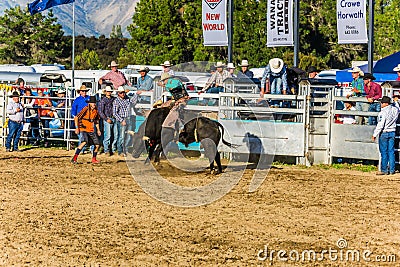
[[136, 66, 153, 105], [159, 61, 175, 76], [55, 89, 66, 128], [393, 64, 400, 81], [363, 73, 382, 125], [22, 88, 39, 146], [261, 58, 289, 107], [226, 63, 236, 78], [372, 96, 399, 175], [237, 60, 254, 78], [16, 78, 26, 95], [34, 89, 54, 147], [200, 62, 230, 93], [98, 86, 117, 156], [5, 91, 24, 152], [347, 66, 366, 124], [307, 66, 319, 79], [113, 86, 138, 157], [71, 96, 102, 164], [99, 61, 131, 90]]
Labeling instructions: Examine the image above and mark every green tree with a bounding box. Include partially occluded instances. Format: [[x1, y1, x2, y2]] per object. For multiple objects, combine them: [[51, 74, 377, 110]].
[[0, 6, 68, 65], [110, 25, 123, 39], [75, 49, 102, 70]]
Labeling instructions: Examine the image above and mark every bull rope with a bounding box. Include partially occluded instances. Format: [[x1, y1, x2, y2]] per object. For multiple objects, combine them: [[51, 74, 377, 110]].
[[194, 116, 200, 143]]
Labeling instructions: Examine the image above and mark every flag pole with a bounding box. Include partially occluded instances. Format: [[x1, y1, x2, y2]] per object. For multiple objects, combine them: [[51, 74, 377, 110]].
[[72, 1, 75, 87]]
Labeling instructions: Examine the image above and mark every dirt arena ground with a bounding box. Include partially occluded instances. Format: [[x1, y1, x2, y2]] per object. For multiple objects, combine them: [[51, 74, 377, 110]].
[[0, 148, 399, 266]]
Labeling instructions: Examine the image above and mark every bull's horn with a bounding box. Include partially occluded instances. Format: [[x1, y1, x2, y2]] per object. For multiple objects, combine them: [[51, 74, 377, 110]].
[[127, 130, 135, 136], [142, 136, 150, 141]]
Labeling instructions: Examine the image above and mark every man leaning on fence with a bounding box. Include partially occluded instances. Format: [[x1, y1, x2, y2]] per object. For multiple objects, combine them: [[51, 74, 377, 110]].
[[347, 66, 366, 124], [372, 96, 399, 175], [363, 73, 382, 125]]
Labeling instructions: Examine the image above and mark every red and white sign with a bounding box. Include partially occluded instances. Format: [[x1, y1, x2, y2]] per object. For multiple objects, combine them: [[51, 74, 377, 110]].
[[202, 0, 228, 46]]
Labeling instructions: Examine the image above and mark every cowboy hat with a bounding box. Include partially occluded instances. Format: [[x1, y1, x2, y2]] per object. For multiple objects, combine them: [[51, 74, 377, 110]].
[[161, 61, 172, 67], [307, 66, 318, 73], [160, 72, 171, 81], [239, 60, 250, 67], [105, 86, 113, 92], [393, 64, 400, 72], [108, 61, 119, 67], [117, 86, 126, 92], [57, 89, 66, 94], [226, 63, 235, 69], [215, 61, 225, 68], [348, 66, 364, 76], [269, 58, 284, 73], [138, 66, 149, 72], [86, 96, 97, 104], [380, 96, 391, 104], [9, 91, 20, 98], [363, 73, 376, 80], [77, 85, 89, 92]]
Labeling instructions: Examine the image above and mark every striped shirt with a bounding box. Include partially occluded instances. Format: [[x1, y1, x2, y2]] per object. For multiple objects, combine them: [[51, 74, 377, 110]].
[[203, 70, 231, 91], [373, 104, 399, 137], [113, 94, 138, 122]]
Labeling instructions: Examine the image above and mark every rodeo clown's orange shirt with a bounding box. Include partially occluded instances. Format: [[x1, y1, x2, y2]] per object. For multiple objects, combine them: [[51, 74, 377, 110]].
[[76, 105, 99, 133]]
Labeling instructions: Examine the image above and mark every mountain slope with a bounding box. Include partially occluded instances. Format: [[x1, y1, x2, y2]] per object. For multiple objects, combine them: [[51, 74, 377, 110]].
[[0, 0, 138, 37]]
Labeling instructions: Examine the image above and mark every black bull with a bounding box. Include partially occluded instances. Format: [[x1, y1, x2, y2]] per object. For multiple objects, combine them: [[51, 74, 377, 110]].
[[130, 108, 237, 174]]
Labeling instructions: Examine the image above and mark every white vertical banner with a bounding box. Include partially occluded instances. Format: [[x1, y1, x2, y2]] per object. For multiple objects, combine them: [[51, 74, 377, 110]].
[[337, 0, 368, 44], [202, 0, 228, 46], [267, 0, 294, 47]]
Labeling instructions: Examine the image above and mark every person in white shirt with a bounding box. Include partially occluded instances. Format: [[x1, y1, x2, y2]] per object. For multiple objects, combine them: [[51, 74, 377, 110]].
[[6, 91, 24, 152], [372, 96, 399, 175]]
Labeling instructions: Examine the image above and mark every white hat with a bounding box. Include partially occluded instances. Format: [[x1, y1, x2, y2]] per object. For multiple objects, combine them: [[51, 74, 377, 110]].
[[215, 61, 225, 68], [239, 60, 250, 67], [57, 89, 66, 94], [269, 58, 284, 73], [227, 63, 235, 69], [393, 64, 400, 72], [161, 61, 172, 67], [108, 61, 119, 67], [348, 66, 364, 76], [138, 65, 148, 72], [105, 86, 113, 92], [117, 86, 125, 92]]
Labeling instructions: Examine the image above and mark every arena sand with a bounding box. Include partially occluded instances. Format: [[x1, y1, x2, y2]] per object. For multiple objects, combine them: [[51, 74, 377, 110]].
[[0, 148, 399, 266]]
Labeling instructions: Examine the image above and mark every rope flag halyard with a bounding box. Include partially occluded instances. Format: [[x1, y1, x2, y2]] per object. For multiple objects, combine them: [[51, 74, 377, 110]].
[[28, 0, 75, 15]]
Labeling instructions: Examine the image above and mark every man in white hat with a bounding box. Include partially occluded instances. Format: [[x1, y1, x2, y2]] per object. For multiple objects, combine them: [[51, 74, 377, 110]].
[[99, 60, 131, 89], [158, 61, 175, 76], [346, 66, 366, 124], [393, 64, 400, 81], [226, 63, 236, 78], [98, 86, 117, 155], [113, 86, 138, 157], [238, 59, 254, 78], [200, 62, 231, 93], [136, 66, 154, 104], [261, 58, 288, 107]]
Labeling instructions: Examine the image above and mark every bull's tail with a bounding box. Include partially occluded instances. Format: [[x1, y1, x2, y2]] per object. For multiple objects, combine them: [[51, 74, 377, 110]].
[[215, 121, 240, 149]]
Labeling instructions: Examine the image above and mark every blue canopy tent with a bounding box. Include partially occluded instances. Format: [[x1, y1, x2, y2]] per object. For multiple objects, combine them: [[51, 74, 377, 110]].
[[336, 51, 400, 83]]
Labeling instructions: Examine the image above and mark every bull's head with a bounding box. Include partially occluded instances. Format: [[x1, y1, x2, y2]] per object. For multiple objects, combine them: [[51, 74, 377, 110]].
[[131, 132, 147, 158]]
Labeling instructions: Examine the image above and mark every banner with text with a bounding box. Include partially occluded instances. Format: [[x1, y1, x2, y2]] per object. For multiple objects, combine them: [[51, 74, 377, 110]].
[[337, 0, 368, 44], [267, 0, 294, 47], [202, 0, 228, 46]]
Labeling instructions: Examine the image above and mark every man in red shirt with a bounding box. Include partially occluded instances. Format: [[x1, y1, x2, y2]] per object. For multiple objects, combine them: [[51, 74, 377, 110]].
[[99, 61, 131, 89], [363, 73, 382, 125], [71, 96, 102, 164]]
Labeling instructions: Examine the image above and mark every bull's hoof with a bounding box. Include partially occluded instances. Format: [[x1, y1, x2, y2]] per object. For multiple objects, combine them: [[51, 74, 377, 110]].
[[211, 169, 222, 175], [154, 161, 160, 166]]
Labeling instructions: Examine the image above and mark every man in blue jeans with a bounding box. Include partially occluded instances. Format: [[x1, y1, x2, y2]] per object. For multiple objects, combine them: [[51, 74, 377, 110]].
[[6, 91, 24, 152], [372, 96, 399, 175], [98, 86, 117, 155]]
